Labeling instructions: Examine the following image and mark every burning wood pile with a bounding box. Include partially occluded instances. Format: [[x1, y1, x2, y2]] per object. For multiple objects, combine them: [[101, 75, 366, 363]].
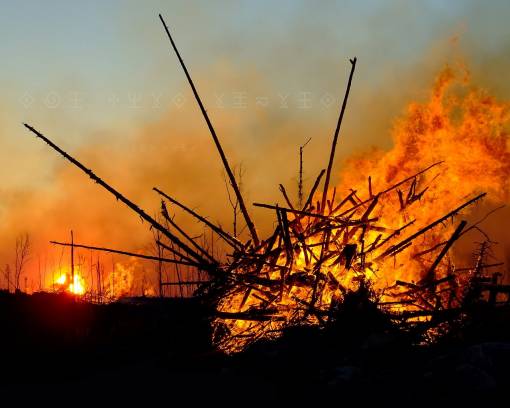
[[209, 168, 510, 352], [23, 15, 510, 354]]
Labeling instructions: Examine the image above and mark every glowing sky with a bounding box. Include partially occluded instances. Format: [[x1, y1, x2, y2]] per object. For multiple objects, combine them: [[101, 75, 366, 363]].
[[0, 0, 509, 291]]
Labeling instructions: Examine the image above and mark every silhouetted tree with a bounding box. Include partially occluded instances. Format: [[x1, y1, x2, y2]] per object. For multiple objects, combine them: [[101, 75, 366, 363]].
[[3, 264, 11, 292], [14, 233, 31, 292], [298, 138, 311, 208], [224, 164, 245, 238]]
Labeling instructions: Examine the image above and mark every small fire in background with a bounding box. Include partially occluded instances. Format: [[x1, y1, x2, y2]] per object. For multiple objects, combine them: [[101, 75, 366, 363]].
[[53, 268, 86, 295], [48, 259, 144, 300]]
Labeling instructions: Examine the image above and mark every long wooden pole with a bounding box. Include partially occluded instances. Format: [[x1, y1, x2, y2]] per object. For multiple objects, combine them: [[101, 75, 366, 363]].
[[298, 137, 312, 208], [24, 123, 211, 266], [50, 241, 205, 267], [333, 161, 444, 217], [253, 202, 376, 225], [377, 193, 486, 260], [159, 14, 259, 246], [424, 220, 467, 282], [321, 57, 357, 214], [153, 187, 242, 249], [160, 200, 217, 263], [302, 169, 325, 212]]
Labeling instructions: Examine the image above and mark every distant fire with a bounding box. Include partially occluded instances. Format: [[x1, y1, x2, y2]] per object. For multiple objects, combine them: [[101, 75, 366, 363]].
[[48, 260, 140, 300], [54, 270, 86, 295]]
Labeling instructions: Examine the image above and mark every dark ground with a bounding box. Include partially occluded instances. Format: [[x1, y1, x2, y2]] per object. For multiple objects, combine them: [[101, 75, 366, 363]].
[[1, 290, 510, 406]]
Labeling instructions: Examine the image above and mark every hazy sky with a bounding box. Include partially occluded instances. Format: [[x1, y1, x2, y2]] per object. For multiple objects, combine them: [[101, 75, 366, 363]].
[[0, 0, 507, 186], [1, 0, 509, 197], [2, 0, 509, 134]]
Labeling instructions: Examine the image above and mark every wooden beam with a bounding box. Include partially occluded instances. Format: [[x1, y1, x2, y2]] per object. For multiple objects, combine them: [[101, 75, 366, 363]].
[[24, 123, 211, 266], [321, 57, 357, 213], [50, 240, 206, 268], [154, 187, 242, 250], [159, 14, 259, 246]]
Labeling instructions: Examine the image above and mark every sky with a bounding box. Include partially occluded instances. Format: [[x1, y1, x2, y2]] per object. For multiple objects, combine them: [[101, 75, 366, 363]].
[[1, 0, 508, 137], [0, 0, 509, 292], [0, 1, 506, 187]]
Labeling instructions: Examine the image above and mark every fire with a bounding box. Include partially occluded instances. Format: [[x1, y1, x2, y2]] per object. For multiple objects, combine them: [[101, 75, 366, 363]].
[[109, 262, 135, 298], [212, 64, 510, 353], [337, 64, 510, 286], [69, 274, 86, 295], [50, 260, 139, 300], [55, 273, 67, 285], [54, 271, 86, 295]]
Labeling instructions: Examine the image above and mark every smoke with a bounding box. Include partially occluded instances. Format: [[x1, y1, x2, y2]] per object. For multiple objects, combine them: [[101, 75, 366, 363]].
[[1, 2, 510, 292]]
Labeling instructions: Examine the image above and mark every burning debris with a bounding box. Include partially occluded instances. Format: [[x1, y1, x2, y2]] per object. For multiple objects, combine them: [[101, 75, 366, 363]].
[[22, 15, 510, 354]]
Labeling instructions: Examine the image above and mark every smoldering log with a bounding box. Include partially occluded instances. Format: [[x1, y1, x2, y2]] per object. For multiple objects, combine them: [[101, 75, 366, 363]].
[[161, 281, 209, 286], [279, 184, 295, 210]]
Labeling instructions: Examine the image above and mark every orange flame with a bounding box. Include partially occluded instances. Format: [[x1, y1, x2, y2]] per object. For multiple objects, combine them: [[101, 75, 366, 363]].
[[213, 64, 510, 353], [337, 64, 510, 286], [54, 270, 86, 295]]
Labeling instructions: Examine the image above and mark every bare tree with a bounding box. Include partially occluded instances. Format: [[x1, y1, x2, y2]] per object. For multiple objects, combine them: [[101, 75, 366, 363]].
[[298, 138, 312, 208], [151, 213, 165, 298], [224, 164, 245, 238], [140, 268, 148, 297], [14, 233, 30, 292], [38, 255, 42, 291], [3, 264, 11, 292], [96, 257, 103, 303]]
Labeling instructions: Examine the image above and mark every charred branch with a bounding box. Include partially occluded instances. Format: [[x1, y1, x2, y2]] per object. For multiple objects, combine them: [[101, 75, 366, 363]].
[[321, 57, 357, 213], [159, 14, 259, 246]]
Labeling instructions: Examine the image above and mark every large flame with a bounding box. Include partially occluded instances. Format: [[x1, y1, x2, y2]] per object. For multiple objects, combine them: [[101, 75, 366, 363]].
[[212, 64, 510, 353], [336, 64, 510, 288], [54, 270, 86, 295]]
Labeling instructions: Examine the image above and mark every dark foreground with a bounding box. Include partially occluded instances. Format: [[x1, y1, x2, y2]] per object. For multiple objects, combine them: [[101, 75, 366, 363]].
[[1, 290, 510, 406]]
